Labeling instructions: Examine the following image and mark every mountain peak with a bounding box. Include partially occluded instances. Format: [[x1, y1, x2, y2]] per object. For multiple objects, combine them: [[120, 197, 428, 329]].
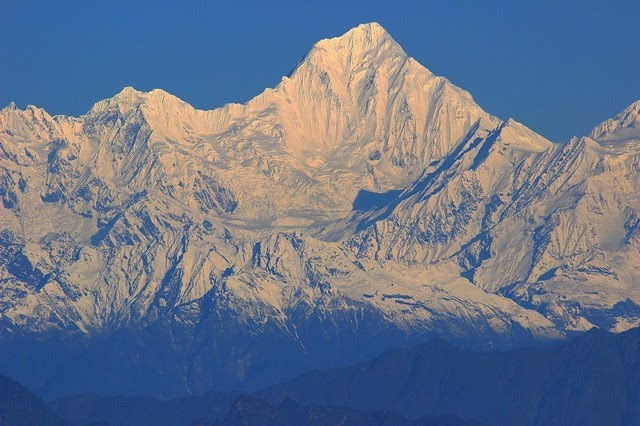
[[89, 86, 187, 117], [88, 86, 145, 115], [590, 99, 640, 141], [320, 22, 391, 45], [313, 22, 402, 56], [3, 101, 18, 111], [287, 22, 406, 79], [499, 118, 553, 151]]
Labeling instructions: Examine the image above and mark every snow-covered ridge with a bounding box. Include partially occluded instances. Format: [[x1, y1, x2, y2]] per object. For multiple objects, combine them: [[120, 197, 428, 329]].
[[1, 22, 640, 395], [0, 23, 497, 227], [590, 100, 640, 139], [590, 100, 640, 145]]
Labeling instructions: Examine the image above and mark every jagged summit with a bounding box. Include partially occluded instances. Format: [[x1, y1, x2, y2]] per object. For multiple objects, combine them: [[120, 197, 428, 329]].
[[289, 22, 407, 79], [3, 101, 18, 111], [0, 102, 47, 115], [313, 22, 402, 55], [1, 23, 492, 180], [253, 23, 495, 177], [341, 21, 389, 39], [89, 86, 188, 115], [590, 99, 640, 141]]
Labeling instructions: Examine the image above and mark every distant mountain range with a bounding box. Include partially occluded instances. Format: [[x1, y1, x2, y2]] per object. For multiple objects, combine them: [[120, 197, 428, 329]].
[[1, 22, 639, 398], [44, 326, 640, 425], [1, 375, 479, 426], [0, 375, 69, 426], [194, 396, 483, 426]]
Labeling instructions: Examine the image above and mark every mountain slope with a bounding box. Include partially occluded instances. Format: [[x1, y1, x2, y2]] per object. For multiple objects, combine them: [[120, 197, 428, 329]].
[[257, 327, 640, 426], [349, 112, 640, 333], [590, 100, 640, 142], [0, 375, 69, 426], [204, 396, 482, 426], [51, 327, 640, 426], [51, 390, 238, 426], [1, 22, 639, 398]]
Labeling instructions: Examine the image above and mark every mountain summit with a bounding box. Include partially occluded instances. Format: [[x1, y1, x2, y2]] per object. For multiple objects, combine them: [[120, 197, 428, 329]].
[[590, 99, 640, 142], [298, 22, 406, 73], [1, 24, 639, 398]]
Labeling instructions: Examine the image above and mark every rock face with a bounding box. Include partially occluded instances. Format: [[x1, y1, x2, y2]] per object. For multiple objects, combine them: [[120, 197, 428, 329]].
[[1, 23, 639, 397]]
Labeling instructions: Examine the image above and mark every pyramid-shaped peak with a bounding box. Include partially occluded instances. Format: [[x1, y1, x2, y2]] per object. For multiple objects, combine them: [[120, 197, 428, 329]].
[[88, 86, 145, 115], [287, 23, 407, 79], [314, 22, 402, 54], [112, 86, 144, 101], [339, 22, 392, 43]]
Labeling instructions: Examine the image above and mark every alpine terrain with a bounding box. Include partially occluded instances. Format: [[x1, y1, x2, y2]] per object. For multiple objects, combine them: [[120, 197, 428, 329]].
[[1, 23, 639, 397]]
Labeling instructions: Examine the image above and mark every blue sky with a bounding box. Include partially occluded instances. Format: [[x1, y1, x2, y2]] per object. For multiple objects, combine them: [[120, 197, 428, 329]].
[[1, 0, 638, 141]]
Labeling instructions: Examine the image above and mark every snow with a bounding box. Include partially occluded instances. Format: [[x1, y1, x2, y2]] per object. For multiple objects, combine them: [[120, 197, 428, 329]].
[[1, 23, 639, 347], [590, 99, 640, 142]]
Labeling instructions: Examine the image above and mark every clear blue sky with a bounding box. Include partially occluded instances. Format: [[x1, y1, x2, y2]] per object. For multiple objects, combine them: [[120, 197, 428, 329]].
[[2, 0, 638, 141]]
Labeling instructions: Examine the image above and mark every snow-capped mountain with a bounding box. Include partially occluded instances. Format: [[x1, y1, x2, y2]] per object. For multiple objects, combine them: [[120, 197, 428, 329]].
[[1, 23, 639, 397]]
